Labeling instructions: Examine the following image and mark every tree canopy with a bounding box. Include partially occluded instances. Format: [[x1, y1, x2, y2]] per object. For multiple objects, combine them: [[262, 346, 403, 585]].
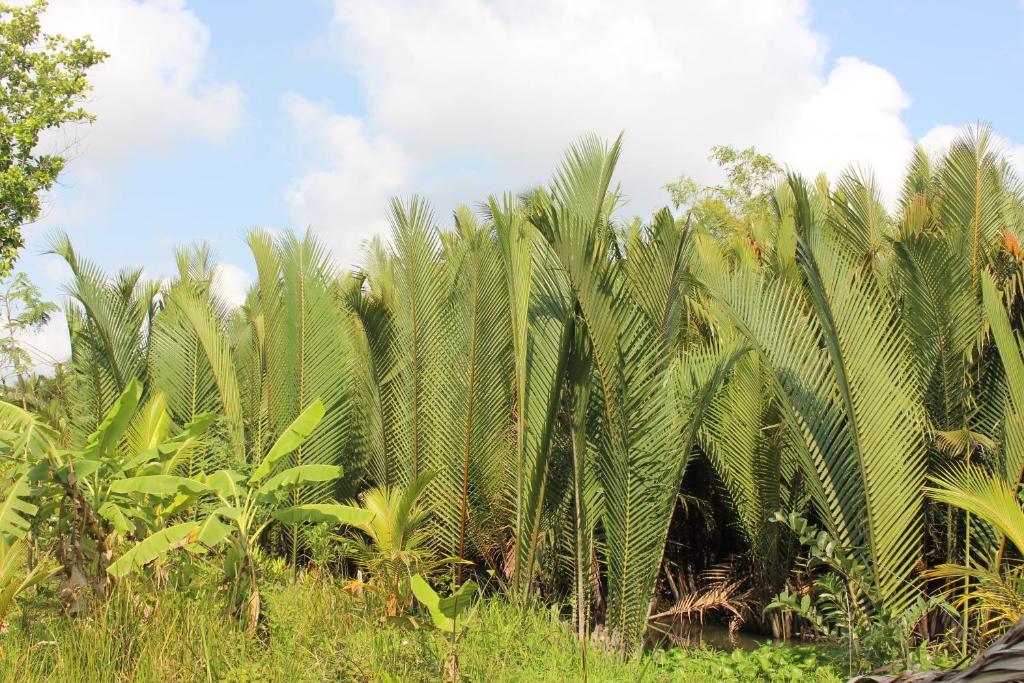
[[0, 0, 105, 274]]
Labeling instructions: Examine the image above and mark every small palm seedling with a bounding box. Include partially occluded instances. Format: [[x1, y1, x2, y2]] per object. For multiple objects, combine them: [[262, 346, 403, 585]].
[[275, 471, 439, 617]]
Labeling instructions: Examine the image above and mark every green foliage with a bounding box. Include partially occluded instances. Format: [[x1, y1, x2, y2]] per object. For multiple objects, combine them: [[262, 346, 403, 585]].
[[7, 380, 217, 608], [410, 574, 481, 681], [9, 125, 1024, 671], [110, 398, 340, 630], [0, 1, 105, 273], [665, 145, 781, 232], [925, 464, 1024, 637], [765, 513, 948, 673], [0, 574, 664, 682], [0, 472, 59, 627], [655, 642, 841, 682], [411, 573, 479, 634], [279, 471, 440, 617]]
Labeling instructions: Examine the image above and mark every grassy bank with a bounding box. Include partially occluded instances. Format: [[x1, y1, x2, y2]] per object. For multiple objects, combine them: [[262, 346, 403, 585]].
[[1, 572, 843, 682]]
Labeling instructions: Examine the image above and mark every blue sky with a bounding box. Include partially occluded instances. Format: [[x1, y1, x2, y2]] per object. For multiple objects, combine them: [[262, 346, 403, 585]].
[[15, 0, 1024, 366], [814, 1, 1024, 140]]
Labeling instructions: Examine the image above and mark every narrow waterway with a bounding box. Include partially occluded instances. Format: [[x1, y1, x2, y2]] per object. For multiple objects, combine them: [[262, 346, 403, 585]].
[[649, 619, 769, 651]]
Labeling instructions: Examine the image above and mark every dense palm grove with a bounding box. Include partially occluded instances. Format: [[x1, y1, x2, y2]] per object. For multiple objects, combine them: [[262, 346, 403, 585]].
[[4, 127, 1024, 675]]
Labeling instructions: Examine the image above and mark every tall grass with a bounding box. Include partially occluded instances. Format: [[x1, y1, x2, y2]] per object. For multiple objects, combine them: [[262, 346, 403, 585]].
[[1, 570, 843, 682], [0, 571, 651, 682]]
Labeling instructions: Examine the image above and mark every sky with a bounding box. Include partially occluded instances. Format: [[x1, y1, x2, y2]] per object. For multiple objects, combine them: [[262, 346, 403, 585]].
[[13, 0, 1024, 368]]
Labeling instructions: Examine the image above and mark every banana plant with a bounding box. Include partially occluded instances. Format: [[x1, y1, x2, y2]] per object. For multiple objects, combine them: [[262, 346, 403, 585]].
[[0, 473, 60, 632], [0, 379, 215, 609], [410, 574, 480, 683], [108, 399, 342, 630]]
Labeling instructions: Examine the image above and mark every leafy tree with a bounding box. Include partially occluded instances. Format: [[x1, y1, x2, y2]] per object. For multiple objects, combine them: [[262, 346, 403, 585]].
[[664, 145, 781, 231], [0, 1, 106, 273]]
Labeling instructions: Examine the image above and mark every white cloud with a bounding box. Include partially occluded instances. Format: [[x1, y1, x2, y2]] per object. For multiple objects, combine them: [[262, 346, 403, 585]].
[[283, 93, 414, 267], [777, 57, 913, 206], [280, 0, 928, 256], [212, 261, 251, 309], [918, 124, 964, 156], [37, 0, 244, 174]]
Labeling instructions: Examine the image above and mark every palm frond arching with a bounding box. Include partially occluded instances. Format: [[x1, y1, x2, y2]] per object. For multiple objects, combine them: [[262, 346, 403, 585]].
[[936, 126, 1006, 282], [147, 245, 242, 473], [533, 134, 740, 651], [382, 197, 479, 560], [48, 233, 155, 440], [699, 347, 796, 592], [698, 176, 927, 615], [827, 167, 892, 282], [893, 233, 980, 438], [245, 229, 286, 453], [490, 193, 574, 591], [339, 267, 395, 489], [444, 206, 514, 575], [276, 231, 355, 561], [802, 193, 928, 612], [386, 197, 449, 487], [981, 271, 1024, 494]]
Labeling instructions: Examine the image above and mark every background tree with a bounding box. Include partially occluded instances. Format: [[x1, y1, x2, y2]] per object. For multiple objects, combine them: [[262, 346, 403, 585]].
[[0, 0, 105, 274], [665, 145, 781, 234], [0, 271, 56, 404]]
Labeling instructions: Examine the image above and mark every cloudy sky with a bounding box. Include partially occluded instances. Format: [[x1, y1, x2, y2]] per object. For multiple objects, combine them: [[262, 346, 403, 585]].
[[13, 0, 1024, 367]]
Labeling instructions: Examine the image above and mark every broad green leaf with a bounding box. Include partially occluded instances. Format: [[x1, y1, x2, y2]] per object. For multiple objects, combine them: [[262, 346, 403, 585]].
[[438, 579, 478, 620], [211, 505, 242, 522], [192, 513, 232, 548], [97, 502, 131, 536], [181, 412, 217, 439], [0, 473, 37, 540], [85, 378, 143, 459], [410, 574, 477, 633], [129, 393, 170, 452], [71, 458, 102, 480], [249, 400, 326, 483], [256, 464, 342, 495], [273, 503, 372, 526], [410, 574, 446, 627], [109, 475, 207, 496], [204, 469, 244, 499], [107, 521, 200, 577], [120, 413, 217, 474]]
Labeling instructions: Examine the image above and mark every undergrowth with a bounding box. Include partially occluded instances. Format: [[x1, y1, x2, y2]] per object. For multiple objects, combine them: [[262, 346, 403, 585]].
[[1, 571, 847, 682]]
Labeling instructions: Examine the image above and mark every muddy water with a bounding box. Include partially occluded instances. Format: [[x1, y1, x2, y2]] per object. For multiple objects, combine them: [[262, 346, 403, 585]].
[[648, 619, 770, 651]]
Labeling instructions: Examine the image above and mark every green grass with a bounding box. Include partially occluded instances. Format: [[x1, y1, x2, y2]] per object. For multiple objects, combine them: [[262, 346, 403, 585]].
[[0, 572, 842, 682]]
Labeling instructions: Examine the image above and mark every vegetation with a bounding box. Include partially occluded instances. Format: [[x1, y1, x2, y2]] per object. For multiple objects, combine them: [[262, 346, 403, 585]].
[[1, 570, 845, 682], [1, 125, 1023, 679]]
